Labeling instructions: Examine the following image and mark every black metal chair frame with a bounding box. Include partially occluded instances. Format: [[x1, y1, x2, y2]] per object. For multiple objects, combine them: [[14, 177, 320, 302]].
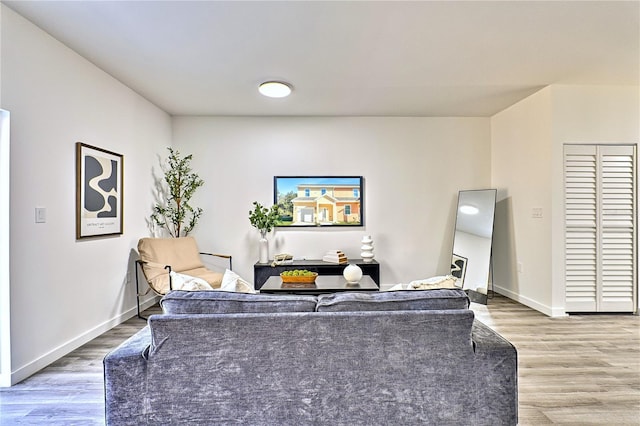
[[135, 252, 232, 319]]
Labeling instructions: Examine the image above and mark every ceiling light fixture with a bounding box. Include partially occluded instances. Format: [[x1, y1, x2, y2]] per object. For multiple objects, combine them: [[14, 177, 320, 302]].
[[259, 81, 292, 98]]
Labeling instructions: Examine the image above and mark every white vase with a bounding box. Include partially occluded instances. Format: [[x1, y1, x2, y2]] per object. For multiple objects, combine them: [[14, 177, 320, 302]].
[[360, 235, 374, 262], [258, 232, 269, 264], [343, 263, 363, 284]]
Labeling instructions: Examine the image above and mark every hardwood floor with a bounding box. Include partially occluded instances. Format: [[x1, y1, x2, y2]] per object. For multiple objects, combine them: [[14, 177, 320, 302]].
[[0, 296, 638, 425], [474, 294, 640, 425]]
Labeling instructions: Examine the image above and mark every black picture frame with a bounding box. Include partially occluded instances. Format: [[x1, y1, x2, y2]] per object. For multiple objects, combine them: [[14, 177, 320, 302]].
[[273, 176, 364, 227], [76, 142, 124, 239], [451, 253, 468, 285]]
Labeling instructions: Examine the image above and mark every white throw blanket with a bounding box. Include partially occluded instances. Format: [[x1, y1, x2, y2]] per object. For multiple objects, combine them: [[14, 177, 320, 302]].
[[386, 275, 460, 291]]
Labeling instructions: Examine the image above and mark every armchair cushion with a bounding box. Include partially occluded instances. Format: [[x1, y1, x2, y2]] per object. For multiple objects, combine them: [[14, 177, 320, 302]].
[[181, 267, 223, 290], [138, 237, 223, 294]]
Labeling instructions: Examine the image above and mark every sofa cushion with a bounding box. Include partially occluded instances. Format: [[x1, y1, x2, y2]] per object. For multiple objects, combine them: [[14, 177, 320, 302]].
[[315, 288, 469, 312], [160, 290, 318, 314]]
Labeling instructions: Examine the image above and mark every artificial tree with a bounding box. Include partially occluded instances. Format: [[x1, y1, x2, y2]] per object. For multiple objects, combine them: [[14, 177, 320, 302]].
[[151, 147, 204, 237]]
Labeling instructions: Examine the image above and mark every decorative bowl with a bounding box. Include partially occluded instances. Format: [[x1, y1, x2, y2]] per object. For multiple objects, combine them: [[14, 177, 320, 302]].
[[280, 272, 318, 283]]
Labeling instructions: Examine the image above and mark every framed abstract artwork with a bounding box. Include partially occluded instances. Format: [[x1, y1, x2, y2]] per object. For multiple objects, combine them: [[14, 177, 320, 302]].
[[273, 176, 364, 227], [451, 253, 468, 286], [76, 142, 123, 239]]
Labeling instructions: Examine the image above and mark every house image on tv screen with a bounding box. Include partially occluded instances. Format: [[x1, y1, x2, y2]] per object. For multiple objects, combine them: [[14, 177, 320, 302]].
[[275, 177, 362, 226], [293, 184, 360, 225]]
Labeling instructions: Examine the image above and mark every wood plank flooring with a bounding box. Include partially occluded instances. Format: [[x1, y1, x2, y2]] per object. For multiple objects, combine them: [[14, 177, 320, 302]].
[[0, 295, 638, 425], [474, 294, 640, 425]]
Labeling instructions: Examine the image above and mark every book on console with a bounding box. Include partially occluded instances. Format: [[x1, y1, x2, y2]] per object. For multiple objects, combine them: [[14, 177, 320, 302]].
[[323, 250, 348, 264], [322, 256, 348, 264]]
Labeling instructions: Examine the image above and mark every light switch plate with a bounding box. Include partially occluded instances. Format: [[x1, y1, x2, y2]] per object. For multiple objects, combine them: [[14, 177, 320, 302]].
[[35, 207, 46, 223]]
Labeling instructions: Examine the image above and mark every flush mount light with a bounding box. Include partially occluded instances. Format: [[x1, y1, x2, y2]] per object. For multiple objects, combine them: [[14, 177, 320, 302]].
[[258, 81, 292, 98], [459, 205, 479, 215]]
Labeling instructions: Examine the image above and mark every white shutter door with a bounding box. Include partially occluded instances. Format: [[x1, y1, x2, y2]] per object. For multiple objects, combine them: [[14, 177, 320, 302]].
[[564, 145, 598, 311], [599, 145, 636, 311], [564, 144, 637, 313]]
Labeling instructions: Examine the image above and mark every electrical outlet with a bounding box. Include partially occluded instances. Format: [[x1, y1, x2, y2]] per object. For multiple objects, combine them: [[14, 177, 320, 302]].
[[517, 262, 523, 273]]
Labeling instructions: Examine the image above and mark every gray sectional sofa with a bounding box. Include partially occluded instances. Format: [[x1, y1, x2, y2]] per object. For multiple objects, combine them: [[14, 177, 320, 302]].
[[104, 289, 517, 425]]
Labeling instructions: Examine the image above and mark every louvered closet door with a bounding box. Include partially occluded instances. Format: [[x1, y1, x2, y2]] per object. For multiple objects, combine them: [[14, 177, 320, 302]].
[[600, 146, 636, 311], [564, 145, 637, 312], [565, 145, 598, 311]]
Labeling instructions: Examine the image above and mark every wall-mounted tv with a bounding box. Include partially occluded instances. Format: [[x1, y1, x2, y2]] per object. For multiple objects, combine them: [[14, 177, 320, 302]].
[[274, 176, 364, 227]]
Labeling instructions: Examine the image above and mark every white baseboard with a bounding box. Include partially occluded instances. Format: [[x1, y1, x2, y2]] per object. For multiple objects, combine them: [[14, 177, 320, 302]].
[[8, 296, 159, 386], [493, 285, 567, 317]]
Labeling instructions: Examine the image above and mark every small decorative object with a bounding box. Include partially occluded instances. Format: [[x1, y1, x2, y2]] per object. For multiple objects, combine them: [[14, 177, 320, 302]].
[[249, 201, 279, 263], [76, 142, 124, 239], [343, 263, 363, 284], [272, 253, 293, 266], [258, 236, 269, 264], [360, 235, 374, 262], [280, 270, 318, 283], [150, 147, 204, 237]]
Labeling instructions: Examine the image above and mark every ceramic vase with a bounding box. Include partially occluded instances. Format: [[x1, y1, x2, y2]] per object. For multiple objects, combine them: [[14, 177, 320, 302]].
[[258, 231, 269, 264], [343, 263, 363, 284], [360, 235, 374, 262]]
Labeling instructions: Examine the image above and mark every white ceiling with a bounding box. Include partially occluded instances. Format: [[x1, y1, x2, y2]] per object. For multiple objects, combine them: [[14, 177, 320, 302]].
[[4, 1, 639, 117]]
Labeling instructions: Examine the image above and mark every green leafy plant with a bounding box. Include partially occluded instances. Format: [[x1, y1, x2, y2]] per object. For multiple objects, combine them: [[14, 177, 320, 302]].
[[151, 147, 204, 237], [248, 201, 279, 236]]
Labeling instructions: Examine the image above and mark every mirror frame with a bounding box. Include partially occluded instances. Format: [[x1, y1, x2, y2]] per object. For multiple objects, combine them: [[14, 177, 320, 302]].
[[450, 189, 497, 304]]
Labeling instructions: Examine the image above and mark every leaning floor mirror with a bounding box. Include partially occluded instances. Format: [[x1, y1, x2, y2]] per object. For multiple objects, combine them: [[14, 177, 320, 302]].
[[451, 189, 497, 304]]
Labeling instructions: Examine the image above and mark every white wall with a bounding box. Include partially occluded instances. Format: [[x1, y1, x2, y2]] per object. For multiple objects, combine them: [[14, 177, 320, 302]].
[[172, 116, 491, 286], [492, 85, 639, 316], [549, 85, 639, 314], [491, 87, 554, 313], [0, 110, 10, 387], [1, 6, 171, 384]]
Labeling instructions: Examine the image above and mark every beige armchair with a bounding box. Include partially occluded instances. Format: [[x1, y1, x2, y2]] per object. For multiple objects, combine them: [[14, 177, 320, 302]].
[[135, 237, 232, 318]]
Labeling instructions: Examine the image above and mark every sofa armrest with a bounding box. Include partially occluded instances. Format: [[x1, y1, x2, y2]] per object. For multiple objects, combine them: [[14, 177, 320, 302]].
[[104, 326, 151, 425], [471, 320, 518, 426]]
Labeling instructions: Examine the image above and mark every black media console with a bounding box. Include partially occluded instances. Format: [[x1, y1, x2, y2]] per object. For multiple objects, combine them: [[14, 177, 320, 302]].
[[253, 259, 380, 290]]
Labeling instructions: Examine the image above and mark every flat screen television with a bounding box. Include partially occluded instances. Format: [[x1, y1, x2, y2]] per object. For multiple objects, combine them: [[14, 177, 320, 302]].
[[273, 176, 364, 227]]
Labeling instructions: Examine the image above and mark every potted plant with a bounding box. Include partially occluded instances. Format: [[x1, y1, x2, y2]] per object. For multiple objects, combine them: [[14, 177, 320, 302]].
[[248, 201, 279, 263], [151, 147, 204, 237]]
